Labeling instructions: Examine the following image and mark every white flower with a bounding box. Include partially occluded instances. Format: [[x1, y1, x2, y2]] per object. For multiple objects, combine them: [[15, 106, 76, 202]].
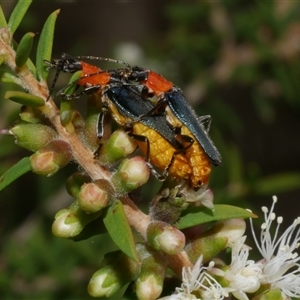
[[159, 256, 228, 300], [217, 236, 262, 300], [250, 195, 300, 299], [179, 183, 214, 209]]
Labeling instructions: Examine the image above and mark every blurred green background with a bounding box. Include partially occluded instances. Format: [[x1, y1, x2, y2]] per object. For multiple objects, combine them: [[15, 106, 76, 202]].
[[1, 1, 300, 299]]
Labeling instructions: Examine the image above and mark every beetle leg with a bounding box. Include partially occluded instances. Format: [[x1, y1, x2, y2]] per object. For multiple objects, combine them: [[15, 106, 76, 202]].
[[127, 132, 167, 181], [60, 84, 102, 100], [197, 115, 212, 132], [176, 134, 194, 152], [96, 111, 106, 139]]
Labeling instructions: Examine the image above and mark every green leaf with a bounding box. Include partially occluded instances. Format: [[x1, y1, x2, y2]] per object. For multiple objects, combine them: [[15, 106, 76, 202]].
[[103, 200, 138, 262], [252, 172, 300, 195], [64, 71, 82, 94], [12, 38, 37, 78], [5, 91, 45, 107], [0, 71, 21, 85], [36, 9, 60, 82], [71, 217, 107, 242], [15, 32, 35, 68], [175, 204, 256, 230], [60, 99, 74, 126], [0, 157, 31, 192], [0, 6, 7, 28], [25, 56, 37, 78], [7, 0, 32, 34]]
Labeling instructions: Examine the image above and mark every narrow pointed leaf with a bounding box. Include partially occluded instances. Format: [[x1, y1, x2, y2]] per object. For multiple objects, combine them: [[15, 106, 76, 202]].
[[0, 6, 7, 28], [5, 91, 45, 107], [103, 200, 138, 262], [64, 71, 82, 94], [26, 56, 37, 78], [0, 71, 21, 84], [176, 204, 256, 230], [12, 38, 37, 77], [16, 32, 35, 68], [253, 172, 300, 195], [71, 217, 107, 241], [36, 9, 60, 82], [0, 157, 31, 192], [7, 0, 32, 34]]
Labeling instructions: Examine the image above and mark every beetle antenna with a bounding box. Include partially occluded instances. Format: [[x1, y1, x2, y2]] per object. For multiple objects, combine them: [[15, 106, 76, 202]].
[[76, 55, 131, 68], [44, 53, 68, 101]]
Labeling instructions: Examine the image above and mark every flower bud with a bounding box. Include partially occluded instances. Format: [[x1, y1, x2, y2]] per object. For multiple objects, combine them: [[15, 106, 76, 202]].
[[185, 226, 227, 264], [10, 122, 57, 152], [98, 129, 137, 165], [78, 179, 113, 213], [52, 208, 83, 238], [71, 110, 85, 133], [150, 187, 188, 223], [88, 253, 140, 298], [112, 157, 150, 193], [215, 218, 246, 247], [30, 140, 72, 176], [83, 113, 100, 150], [135, 255, 166, 300], [52, 201, 100, 238], [181, 185, 214, 209], [60, 99, 73, 126], [253, 288, 283, 300], [66, 172, 91, 198], [19, 106, 43, 124], [147, 221, 185, 255]]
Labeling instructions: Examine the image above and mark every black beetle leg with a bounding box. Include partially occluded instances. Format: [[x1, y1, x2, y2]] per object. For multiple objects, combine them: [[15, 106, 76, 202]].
[[127, 132, 167, 181], [197, 115, 212, 132], [60, 84, 102, 100]]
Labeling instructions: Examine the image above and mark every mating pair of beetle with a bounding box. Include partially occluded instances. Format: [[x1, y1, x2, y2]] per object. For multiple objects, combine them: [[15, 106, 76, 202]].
[[45, 53, 222, 190]]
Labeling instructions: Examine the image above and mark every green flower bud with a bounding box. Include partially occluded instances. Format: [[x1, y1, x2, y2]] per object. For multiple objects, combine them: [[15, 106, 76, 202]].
[[88, 253, 140, 297], [147, 221, 185, 255], [52, 208, 83, 238], [215, 218, 246, 247], [112, 156, 150, 193], [30, 140, 72, 176], [98, 129, 137, 165], [71, 110, 85, 133], [135, 255, 166, 300], [10, 123, 57, 152], [66, 172, 91, 198], [19, 106, 43, 124], [83, 113, 99, 151], [52, 201, 100, 238], [78, 179, 113, 213], [150, 187, 188, 223], [185, 222, 231, 264], [253, 288, 283, 300], [59, 101, 84, 135], [60, 98, 74, 126]]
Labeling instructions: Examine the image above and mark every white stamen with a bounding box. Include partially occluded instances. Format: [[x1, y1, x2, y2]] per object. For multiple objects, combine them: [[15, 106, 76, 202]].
[[250, 197, 300, 298]]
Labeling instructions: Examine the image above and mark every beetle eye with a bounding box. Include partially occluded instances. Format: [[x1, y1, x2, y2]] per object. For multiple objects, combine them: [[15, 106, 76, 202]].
[[130, 72, 138, 81]]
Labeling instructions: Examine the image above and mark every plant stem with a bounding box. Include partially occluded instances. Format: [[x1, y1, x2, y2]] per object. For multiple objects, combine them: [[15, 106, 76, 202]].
[[0, 26, 192, 277]]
